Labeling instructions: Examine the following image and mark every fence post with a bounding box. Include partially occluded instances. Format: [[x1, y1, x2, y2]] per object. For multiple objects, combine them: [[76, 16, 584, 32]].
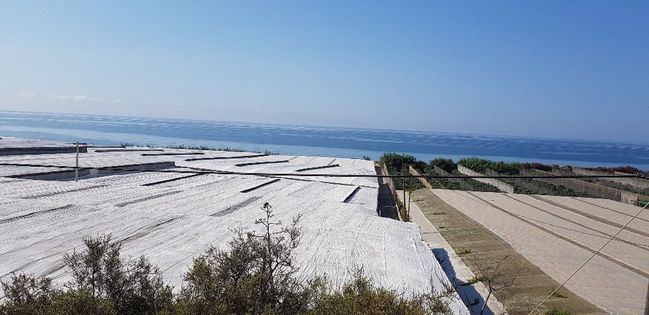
[[380, 163, 402, 221]]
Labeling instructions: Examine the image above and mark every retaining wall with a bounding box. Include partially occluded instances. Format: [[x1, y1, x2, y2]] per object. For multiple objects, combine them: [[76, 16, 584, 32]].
[[572, 167, 649, 190], [408, 165, 433, 190], [378, 163, 402, 221], [11, 162, 176, 181], [523, 169, 645, 204], [457, 165, 514, 193]]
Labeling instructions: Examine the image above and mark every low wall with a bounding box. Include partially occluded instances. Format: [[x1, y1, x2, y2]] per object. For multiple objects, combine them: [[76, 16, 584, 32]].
[[572, 167, 649, 190], [408, 165, 433, 190], [0, 146, 88, 156], [11, 161, 176, 181], [523, 169, 645, 204], [457, 165, 514, 193]]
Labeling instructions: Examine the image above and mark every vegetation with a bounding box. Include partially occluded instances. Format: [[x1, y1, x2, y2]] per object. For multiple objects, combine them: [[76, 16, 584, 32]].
[[119, 142, 277, 155], [380, 153, 426, 172], [380, 154, 619, 198], [379, 153, 425, 190], [1, 203, 453, 315], [470, 255, 523, 315], [585, 165, 640, 174], [635, 199, 649, 207], [1, 235, 173, 315], [311, 269, 452, 315], [592, 179, 649, 196], [458, 158, 522, 175], [380, 153, 499, 192], [428, 158, 456, 174], [425, 167, 500, 192], [500, 177, 591, 197]]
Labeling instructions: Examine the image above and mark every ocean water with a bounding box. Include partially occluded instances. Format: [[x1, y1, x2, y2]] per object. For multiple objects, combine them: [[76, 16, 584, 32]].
[[1, 110, 648, 170]]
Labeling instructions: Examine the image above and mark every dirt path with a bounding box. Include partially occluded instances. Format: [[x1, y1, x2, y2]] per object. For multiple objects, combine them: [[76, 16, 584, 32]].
[[411, 188, 605, 314]]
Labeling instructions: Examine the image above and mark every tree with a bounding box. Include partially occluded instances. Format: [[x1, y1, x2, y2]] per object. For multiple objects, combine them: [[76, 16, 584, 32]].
[[311, 269, 452, 315], [0, 273, 58, 314], [178, 202, 323, 314], [63, 235, 173, 314]]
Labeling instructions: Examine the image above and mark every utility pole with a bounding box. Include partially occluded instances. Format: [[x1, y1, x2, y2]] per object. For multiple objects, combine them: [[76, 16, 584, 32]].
[[75, 142, 79, 182]]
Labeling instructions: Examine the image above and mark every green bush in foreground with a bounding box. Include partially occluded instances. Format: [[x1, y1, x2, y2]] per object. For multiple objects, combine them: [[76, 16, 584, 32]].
[[311, 269, 450, 315], [1, 203, 452, 315]]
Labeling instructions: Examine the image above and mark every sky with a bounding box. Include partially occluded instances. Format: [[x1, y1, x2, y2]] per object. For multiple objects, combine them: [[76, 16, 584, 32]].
[[1, 0, 648, 143]]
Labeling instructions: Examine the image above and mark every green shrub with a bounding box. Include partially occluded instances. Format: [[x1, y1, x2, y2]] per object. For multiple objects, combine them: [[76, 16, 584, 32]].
[[311, 270, 450, 315], [458, 157, 521, 175], [0, 273, 59, 314], [64, 235, 173, 314], [177, 202, 321, 314], [429, 158, 456, 173], [380, 153, 426, 172]]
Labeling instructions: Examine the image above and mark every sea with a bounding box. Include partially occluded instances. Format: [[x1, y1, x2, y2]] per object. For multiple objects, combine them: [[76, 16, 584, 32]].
[[1, 110, 648, 170]]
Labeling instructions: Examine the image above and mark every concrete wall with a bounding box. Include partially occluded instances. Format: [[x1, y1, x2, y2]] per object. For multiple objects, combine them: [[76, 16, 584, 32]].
[[408, 165, 433, 190], [523, 169, 645, 204], [572, 167, 649, 190], [11, 162, 176, 181], [379, 163, 402, 221], [0, 146, 88, 156], [457, 165, 514, 193]]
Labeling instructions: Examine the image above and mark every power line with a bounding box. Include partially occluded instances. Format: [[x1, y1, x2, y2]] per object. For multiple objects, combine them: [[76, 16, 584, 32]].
[[527, 201, 649, 314], [1, 162, 646, 180]]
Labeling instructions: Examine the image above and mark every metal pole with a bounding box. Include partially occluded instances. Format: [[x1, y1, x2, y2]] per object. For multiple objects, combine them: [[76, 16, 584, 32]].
[[75, 142, 79, 182], [402, 178, 406, 207]]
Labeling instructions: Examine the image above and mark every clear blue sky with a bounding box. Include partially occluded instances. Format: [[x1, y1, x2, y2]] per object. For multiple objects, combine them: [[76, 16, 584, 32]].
[[1, 1, 648, 143]]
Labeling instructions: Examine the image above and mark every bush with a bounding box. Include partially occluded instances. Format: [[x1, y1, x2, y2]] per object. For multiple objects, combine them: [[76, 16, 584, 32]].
[[380, 153, 426, 173], [177, 202, 322, 314], [428, 158, 456, 174], [0, 274, 58, 314], [1, 236, 172, 315], [311, 270, 450, 315], [521, 162, 553, 172], [587, 165, 639, 174], [64, 235, 173, 314], [458, 158, 521, 175]]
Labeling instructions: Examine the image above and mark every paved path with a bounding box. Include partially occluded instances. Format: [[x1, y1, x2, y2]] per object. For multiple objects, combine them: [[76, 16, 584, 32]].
[[397, 190, 506, 315], [411, 188, 605, 314], [435, 189, 648, 314]]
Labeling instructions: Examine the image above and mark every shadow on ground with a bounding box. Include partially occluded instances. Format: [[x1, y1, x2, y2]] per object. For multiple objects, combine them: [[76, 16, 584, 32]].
[[433, 248, 493, 315]]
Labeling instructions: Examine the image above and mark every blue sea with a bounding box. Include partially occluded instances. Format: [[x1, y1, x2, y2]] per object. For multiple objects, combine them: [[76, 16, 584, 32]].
[[1, 110, 648, 170]]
